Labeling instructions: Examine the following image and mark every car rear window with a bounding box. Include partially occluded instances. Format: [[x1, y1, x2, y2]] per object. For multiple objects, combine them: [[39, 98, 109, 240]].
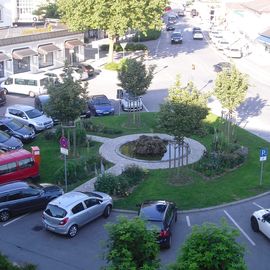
[[45, 205, 67, 218]]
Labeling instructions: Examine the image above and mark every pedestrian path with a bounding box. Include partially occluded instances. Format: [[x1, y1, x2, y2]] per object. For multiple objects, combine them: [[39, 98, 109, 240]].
[[75, 133, 205, 192]]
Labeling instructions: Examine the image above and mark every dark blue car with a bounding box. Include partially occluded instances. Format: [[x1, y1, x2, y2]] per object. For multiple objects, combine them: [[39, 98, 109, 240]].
[[88, 95, 115, 116]]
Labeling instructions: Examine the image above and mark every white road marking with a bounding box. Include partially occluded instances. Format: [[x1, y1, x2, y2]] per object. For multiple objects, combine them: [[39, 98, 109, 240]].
[[252, 202, 264, 209], [186, 215, 191, 227], [223, 210, 256, 246], [2, 213, 29, 227], [143, 103, 149, 112]]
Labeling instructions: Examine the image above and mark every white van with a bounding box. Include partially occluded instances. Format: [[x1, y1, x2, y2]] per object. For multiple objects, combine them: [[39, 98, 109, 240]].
[[0, 73, 49, 97]]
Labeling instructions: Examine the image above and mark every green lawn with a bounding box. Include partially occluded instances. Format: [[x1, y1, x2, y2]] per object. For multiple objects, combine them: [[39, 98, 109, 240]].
[[27, 112, 270, 210]]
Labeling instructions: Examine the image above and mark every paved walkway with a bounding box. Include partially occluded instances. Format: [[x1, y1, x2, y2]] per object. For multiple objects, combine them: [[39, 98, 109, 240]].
[[75, 133, 205, 192]]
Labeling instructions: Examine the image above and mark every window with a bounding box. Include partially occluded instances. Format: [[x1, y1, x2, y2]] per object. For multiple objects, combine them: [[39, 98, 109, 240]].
[[84, 199, 100, 208], [38, 52, 53, 68], [0, 162, 17, 175], [13, 57, 30, 74], [72, 202, 84, 214], [0, 124, 9, 132], [4, 78, 13, 85], [7, 191, 23, 201], [18, 158, 34, 169], [21, 187, 40, 197]]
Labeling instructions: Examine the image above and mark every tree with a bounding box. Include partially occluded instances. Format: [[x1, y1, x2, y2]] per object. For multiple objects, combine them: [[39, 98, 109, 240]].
[[33, 3, 60, 19], [57, 0, 167, 62], [214, 65, 248, 142], [44, 68, 88, 125], [169, 220, 247, 270], [158, 76, 209, 143], [104, 216, 160, 270]]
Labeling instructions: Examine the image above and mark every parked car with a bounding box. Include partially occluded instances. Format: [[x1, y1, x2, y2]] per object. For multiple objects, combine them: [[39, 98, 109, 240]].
[[251, 209, 270, 238], [224, 47, 242, 58], [0, 117, 35, 143], [166, 23, 175, 31], [191, 9, 198, 17], [0, 181, 64, 222], [5, 104, 53, 132], [0, 149, 40, 184], [42, 191, 113, 237], [88, 95, 115, 116], [193, 30, 203, 40], [171, 31, 183, 44], [72, 64, 95, 78], [137, 200, 177, 248], [214, 62, 232, 72], [164, 6, 172, 12], [0, 130, 23, 152], [177, 10, 185, 16], [0, 73, 49, 97], [168, 15, 177, 24], [0, 87, 7, 106], [118, 90, 143, 111], [216, 39, 230, 50]]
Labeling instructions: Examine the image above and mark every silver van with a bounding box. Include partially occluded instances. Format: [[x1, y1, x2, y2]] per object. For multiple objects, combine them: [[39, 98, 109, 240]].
[[1, 73, 49, 97]]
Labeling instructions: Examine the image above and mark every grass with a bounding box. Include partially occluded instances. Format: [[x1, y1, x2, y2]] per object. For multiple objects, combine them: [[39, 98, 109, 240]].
[[27, 112, 270, 210]]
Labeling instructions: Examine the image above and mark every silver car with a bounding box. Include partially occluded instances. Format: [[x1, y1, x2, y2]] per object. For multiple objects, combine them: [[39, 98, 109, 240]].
[[119, 90, 143, 111], [42, 191, 113, 237], [5, 104, 53, 132]]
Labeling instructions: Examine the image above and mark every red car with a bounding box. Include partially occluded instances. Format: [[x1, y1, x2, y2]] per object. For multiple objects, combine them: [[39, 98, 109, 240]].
[[73, 64, 95, 78], [164, 6, 172, 12]]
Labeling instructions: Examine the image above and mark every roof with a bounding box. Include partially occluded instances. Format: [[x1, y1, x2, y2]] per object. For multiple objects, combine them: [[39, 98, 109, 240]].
[[261, 28, 270, 38], [0, 149, 32, 164], [0, 181, 29, 194], [241, 0, 270, 14], [50, 191, 89, 209]]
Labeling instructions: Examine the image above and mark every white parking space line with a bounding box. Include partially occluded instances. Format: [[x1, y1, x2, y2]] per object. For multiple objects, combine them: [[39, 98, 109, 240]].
[[143, 103, 149, 112], [253, 202, 264, 209], [223, 210, 256, 246], [2, 213, 29, 227], [186, 215, 191, 227]]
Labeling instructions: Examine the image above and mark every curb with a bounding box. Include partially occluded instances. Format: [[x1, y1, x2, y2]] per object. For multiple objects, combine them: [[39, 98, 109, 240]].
[[112, 191, 270, 215]]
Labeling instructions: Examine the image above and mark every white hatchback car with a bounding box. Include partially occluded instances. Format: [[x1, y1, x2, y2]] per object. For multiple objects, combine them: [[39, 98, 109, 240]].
[[251, 209, 270, 237], [5, 104, 53, 132]]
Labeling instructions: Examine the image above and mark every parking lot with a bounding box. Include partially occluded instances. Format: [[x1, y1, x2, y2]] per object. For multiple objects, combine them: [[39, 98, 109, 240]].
[[1, 193, 270, 270]]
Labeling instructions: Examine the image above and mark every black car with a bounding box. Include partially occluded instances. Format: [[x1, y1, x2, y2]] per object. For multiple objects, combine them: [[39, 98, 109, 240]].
[[168, 15, 177, 24], [214, 62, 232, 72], [0, 87, 6, 106], [138, 200, 177, 249], [88, 95, 115, 116], [192, 27, 201, 33], [0, 117, 35, 143], [0, 181, 64, 222], [171, 31, 183, 44], [166, 23, 175, 31], [0, 130, 23, 151]]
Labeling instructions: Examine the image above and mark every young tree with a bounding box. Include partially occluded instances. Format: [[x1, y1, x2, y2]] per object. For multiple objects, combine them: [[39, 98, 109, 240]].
[[158, 76, 209, 143], [104, 216, 160, 270], [33, 3, 60, 19], [214, 65, 248, 142], [57, 0, 167, 62], [169, 220, 247, 270]]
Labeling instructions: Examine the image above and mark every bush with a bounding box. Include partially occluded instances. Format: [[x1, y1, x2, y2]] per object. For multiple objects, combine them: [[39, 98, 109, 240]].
[[122, 165, 147, 185], [94, 173, 117, 194], [43, 129, 56, 140], [0, 253, 36, 270], [132, 29, 161, 42], [100, 43, 148, 52]]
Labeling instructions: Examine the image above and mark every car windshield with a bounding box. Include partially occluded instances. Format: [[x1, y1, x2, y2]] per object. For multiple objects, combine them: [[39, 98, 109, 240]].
[[45, 205, 67, 218], [0, 131, 10, 143], [6, 119, 24, 131], [25, 109, 43, 119], [93, 97, 110, 105], [172, 33, 182, 38]]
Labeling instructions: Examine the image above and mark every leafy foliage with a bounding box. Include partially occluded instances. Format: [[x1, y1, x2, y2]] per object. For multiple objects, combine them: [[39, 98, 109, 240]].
[[132, 29, 162, 42], [44, 67, 88, 124], [214, 65, 248, 115], [118, 58, 155, 96], [158, 76, 209, 142], [33, 3, 60, 19], [104, 216, 160, 270], [0, 253, 36, 270], [169, 220, 247, 270]]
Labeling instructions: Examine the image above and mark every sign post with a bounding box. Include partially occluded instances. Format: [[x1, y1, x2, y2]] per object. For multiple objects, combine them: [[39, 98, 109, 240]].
[[259, 148, 268, 186], [60, 136, 69, 192], [120, 42, 127, 58]]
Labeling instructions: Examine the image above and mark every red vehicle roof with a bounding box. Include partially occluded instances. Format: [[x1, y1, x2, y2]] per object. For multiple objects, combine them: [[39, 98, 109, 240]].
[[0, 149, 32, 164]]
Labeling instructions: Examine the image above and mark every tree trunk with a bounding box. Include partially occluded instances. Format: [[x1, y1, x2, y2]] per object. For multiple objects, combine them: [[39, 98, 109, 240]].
[[107, 35, 115, 63]]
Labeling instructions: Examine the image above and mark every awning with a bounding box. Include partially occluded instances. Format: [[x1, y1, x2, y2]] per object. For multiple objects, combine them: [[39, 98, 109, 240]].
[[38, 44, 61, 55], [257, 35, 270, 45], [12, 48, 37, 60], [65, 39, 84, 49], [0, 53, 10, 62]]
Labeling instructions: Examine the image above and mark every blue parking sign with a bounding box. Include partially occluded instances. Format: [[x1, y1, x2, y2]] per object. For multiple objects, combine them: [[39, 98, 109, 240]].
[[260, 148, 268, 161]]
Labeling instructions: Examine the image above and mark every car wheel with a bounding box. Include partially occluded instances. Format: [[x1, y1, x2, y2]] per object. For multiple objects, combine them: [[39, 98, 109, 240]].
[[103, 205, 112, 218], [121, 104, 125, 111], [3, 88, 8, 95], [29, 91, 35, 98], [165, 234, 172, 249], [68, 225, 78, 238], [29, 124, 36, 132], [251, 216, 259, 232], [0, 210, 10, 222]]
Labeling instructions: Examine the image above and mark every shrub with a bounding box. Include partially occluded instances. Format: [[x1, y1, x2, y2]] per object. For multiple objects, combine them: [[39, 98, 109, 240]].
[[43, 129, 56, 140], [100, 43, 148, 52], [132, 29, 161, 42], [54, 126, 87, 146], [94, 173, 118, 194], [122, 165, 147, 185], [0, 253, 36, 270]]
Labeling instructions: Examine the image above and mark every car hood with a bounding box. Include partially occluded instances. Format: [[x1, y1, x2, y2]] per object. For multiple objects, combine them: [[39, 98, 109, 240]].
[[0, 136, 23, 150], [94, 104, 114, 111], [39, 183, 64, 193], [32, 114, 53, 124], [92, 191, 112, 201], [253, 209, 269, 219]]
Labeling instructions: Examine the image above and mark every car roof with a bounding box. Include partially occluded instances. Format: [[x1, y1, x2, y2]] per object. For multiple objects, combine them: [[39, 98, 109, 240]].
[[90, 94, 108, 100], [139, 200, 171, 221], [172, 31, 182, 35], [0, 181, 29, 194], [7, 104, 35, 111], [8, 73, 48, 79], [36, 94, 50, 102], [49, 191, 91, 209]]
